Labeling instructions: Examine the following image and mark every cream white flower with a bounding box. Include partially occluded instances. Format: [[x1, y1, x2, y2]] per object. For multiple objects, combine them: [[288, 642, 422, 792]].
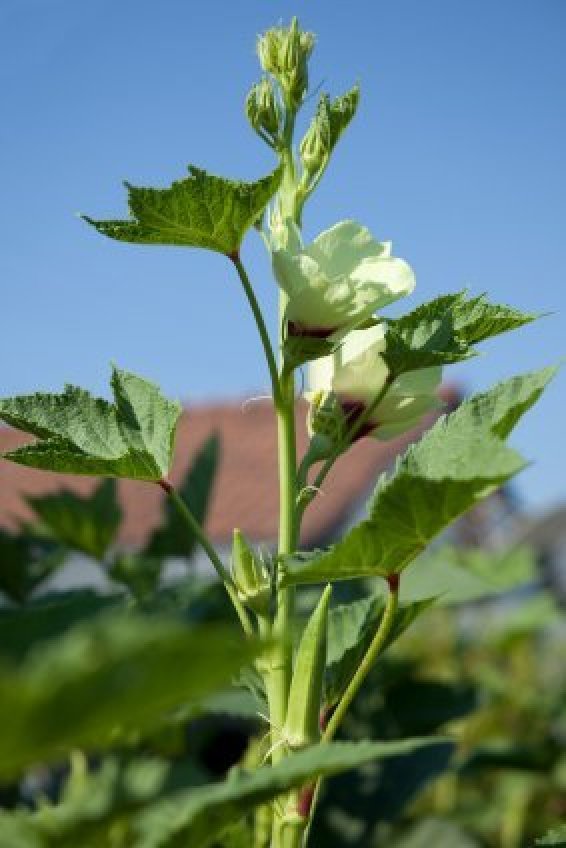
[[271, 220, 415, 338], [308, 324, 442, 440]]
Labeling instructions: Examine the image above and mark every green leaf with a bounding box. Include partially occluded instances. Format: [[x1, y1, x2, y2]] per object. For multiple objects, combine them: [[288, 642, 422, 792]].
[[82, 166, 283, 255], [28, 479, 122, 560], [134, 738, 444, 848], [384, 291, 537, 374], [145, 434, 220, 559], [282, 369, 553, 585], [536, 825, 566, 846], [325, 595, 435, 706], [0, 529, 65, 604], [0, 613, 260, 779], [0, 366, 182, 482]]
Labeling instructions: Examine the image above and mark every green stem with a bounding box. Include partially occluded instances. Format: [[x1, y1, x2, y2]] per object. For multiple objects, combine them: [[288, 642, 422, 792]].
[[161, 481, 253, 637], [231, 253, 282, 407], [270, 371, 298, 757], [302, 581, 400, 846], [324, 581, 399, 741]]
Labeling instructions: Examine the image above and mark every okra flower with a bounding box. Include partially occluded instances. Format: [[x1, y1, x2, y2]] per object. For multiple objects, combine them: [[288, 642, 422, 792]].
[[308, 324, 442, 441], [271, 220, 416, 340]]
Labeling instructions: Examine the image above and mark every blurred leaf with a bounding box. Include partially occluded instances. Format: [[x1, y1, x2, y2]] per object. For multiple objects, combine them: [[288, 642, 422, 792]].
[[0, 529, 65, 604], [201, 689, 263, 719], [0, 614, 261, 779], [312, 743, 455, 846], [82, 166, 283, 255], [383, 680, 478, 736], [28, 480, 122, 560], [0, 740, 444, 847], [537, 825, 566, 846], [0, 367, 181, 481], [0, 756, 202, 848], [390, 818, 481, 848], [400, 545, 538, 605], [460, 740, 556, 774], [145, 434, 220, 560], [109, 554, 164, 600], [325, 595, 436, 706], [282, 369, 554, 586], [0, 589, 121, 661]]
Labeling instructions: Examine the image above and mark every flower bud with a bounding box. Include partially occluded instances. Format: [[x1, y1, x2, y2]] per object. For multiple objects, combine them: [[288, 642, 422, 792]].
[[232, 529, 271, 614], [300, 116, 329, 175], [245, 78, 280, 141], [257, 27, 282, 76]]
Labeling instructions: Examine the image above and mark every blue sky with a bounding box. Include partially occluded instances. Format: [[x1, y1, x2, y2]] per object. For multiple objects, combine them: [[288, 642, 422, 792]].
[[1, 0, 564, 511]]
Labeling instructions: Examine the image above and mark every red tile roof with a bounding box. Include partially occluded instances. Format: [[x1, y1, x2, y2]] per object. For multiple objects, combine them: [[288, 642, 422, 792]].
[[0, 390, 460, 549]]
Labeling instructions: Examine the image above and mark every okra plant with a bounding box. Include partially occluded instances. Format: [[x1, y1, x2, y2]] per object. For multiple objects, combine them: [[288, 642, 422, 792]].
[[0, 17, 556, 848]]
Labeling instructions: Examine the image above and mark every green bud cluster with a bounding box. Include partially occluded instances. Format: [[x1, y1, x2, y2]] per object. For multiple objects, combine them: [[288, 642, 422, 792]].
[[245, 78, 281, 146], [257, 17, 315, 109], [231, 529, 271, 614]]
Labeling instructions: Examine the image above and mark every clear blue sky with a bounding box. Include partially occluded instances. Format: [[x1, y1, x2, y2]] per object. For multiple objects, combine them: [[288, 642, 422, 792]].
[[1, 0, 564, 511]]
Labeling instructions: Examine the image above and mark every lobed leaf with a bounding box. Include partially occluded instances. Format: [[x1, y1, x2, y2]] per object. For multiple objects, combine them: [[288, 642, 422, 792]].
[[28, 479, 122, 560], [83, 166, 283, 255], [0, 366, 182, 482], [0, 613, 260, 779], [282, 368, 554, 585], [384, 291, 537, 374]]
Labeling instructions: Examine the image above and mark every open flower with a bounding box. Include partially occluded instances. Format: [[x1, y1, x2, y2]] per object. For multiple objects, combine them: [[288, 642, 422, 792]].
[[308, 324, 442, 441], [271, 220, 415, 339]]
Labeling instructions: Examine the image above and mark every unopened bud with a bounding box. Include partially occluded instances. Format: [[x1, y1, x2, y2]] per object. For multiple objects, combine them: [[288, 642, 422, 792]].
[[245, 78, 280, 140], [300, 117, 329, 174], [232, 529, 271, 614]]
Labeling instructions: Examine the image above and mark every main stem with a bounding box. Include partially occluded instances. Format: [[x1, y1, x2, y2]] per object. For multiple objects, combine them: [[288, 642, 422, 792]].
[[270, 368, 298, 755]]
